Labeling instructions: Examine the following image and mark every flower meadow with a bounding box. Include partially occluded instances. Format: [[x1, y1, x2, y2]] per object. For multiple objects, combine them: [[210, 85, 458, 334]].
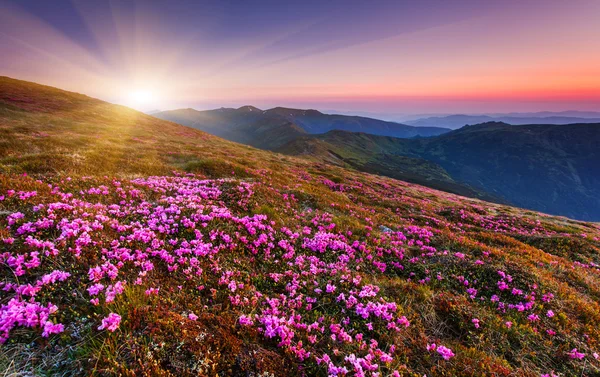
[[1, 78, 600, 376], [1, 172, 599, 377]]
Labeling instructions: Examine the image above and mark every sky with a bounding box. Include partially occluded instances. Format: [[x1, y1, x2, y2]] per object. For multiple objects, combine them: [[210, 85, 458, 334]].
[[1, 0, 600, 115]]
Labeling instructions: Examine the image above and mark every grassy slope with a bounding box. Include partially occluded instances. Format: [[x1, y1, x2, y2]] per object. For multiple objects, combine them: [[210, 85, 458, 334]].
[[0, 77, 599, 377]]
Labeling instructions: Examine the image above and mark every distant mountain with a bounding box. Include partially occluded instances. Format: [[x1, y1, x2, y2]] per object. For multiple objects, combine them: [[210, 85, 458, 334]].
[[280, 122, 600, 221], [154, 106, 450, 149], [488, 110, 600, 119], [405, 115, 494, 129], [144, 109, 162, 115], [406, 114, 600, 129], [262, 107, 448, 137]]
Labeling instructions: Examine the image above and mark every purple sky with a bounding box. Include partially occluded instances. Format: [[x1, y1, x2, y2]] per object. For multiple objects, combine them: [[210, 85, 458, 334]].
[[1, 0, 599, 115]]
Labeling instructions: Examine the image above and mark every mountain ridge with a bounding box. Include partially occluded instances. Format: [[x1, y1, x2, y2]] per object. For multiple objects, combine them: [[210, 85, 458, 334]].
[[406, 114, 600, 129], [154, 106, 450, 149]]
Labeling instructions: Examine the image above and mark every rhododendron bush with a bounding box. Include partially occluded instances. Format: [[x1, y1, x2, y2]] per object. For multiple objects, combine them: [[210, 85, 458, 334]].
[[1, 172, 599, 376]]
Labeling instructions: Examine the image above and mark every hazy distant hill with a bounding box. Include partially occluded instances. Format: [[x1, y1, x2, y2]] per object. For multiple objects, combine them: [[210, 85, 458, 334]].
[[280, 122, 600, 220], [406, 114, 600, 129], [489, 110, 600, 118], [154, 106, 449, 148]]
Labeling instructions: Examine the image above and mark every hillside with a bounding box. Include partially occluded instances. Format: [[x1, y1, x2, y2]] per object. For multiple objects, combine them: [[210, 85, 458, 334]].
[[154, 106, 449, 149], [1, 77, 600, 377], [279, 123, 600, 221], [277, 131, 498, 202], [418, 122, 600, 220]]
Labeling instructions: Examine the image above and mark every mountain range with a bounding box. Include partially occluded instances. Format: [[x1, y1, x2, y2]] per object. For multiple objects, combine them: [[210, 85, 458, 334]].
[[154, 105, 600, 221], [153, 107, 450, 149], [405, 114, 600, 129]]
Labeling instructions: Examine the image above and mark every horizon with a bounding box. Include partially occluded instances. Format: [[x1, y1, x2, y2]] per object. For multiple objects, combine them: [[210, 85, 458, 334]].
[[7, 73, 600, 123], [149, 103, 600, 124], [1, 0, 600, 114]]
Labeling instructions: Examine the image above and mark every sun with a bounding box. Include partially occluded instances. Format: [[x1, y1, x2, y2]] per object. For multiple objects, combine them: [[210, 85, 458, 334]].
[[125, 89, 157, 110]]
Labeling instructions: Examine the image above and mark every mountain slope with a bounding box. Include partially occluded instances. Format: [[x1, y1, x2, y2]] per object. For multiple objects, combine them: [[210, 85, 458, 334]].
[[280, 122, 600, 220], [263, 107, 449, 136], [278, 131, 499, 202], [1, 77, 600, 377], [419, 122, 600, 220], [154, 106, 449, 148], [151, 106, 306, 150]]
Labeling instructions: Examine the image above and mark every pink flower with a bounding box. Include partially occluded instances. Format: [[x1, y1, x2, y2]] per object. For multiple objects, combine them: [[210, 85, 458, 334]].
[[472, 318, 480, 329], [42, 321, 65, 337], [568, 348, 585, 360], [542, 293, 554, 303], [497, 281, 509, 290], [188, 312, 198, 321], [546, 310, 554, 318], [145, 287, 159, 295], [505, 321, 512, 328], [436, 345, 455, 360], [239, 315, 254, 326], [397, 316, 410, 328], [87, 283, 104, 296], [527, 314, 540, 322], [98, 313, 121, 332]]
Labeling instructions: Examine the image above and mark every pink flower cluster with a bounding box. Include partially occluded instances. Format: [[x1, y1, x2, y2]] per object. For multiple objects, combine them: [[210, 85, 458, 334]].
[[0, 298, 63, 342], [98, 313, 121, 332], [1, 172, 598, 375], [427, 343, 455, 360]]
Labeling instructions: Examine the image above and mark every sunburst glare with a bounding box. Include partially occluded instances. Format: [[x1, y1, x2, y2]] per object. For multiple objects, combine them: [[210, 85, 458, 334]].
[[125, 89, 157, 111]]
